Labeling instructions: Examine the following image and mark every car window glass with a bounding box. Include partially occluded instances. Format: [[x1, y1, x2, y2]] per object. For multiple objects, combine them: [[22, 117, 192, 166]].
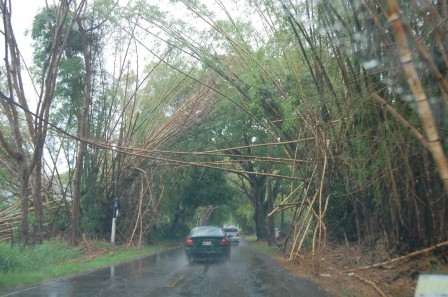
[[191, 227, 224, 237]]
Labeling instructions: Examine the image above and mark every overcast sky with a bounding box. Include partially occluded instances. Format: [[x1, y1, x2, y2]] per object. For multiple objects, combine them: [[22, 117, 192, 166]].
[[11, 1, 45, 61], [3, 1, 46, 109]]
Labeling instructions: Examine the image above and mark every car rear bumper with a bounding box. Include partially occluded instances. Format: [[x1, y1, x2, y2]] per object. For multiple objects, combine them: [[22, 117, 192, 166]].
[[185, 247, 230, 258]]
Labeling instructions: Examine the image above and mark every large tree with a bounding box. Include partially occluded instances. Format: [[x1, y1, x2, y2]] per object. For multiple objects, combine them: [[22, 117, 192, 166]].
[[0, 0, 85, 244]]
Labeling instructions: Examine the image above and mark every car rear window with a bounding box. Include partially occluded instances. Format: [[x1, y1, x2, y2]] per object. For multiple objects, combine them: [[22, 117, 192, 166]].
[[191, 226, 224, 237], [224, 228, 238, 232]]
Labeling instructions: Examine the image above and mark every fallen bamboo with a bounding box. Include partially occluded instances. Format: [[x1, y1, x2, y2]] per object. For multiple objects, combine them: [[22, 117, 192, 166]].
[[268, 184, 302, 217], [289, 166, 319, 260], [344, 241, 448, 273], [85, 249, 112, 262], [353, 274, 388, 297]]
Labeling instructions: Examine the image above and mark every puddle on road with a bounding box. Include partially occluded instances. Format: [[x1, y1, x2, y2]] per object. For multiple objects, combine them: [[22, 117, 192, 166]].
[[166, 275, 185, 288]]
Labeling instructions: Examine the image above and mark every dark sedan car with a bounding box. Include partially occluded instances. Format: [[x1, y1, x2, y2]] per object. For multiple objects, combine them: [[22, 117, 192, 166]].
[[185, 226, 231, 263]]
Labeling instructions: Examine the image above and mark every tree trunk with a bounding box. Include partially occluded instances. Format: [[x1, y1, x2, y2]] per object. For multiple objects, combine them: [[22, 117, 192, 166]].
[[19, 163, 30, 245], [71, 20, 92, 246], [171, 202, 184, 240], [267, 170, 276, 246], [252, 176, 267, 240], [32, 158, 44, 244], [253, 201, 267, 240]]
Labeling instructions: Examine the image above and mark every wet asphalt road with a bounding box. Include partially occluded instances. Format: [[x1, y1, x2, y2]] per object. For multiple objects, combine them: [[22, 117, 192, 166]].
[[0, 240, 333, 297]]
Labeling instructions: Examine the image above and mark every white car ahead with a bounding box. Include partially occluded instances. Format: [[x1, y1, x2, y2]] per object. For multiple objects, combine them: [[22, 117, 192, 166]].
[[223, 226, 240, 244]]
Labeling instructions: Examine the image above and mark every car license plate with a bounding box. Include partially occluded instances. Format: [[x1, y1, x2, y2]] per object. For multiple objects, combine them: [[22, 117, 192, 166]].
[[202, 241, 212, 246]]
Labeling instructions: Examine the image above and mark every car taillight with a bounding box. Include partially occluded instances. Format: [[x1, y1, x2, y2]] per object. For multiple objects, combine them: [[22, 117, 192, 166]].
[[185, 238, 194, 246], [220, 238, 229, 246]]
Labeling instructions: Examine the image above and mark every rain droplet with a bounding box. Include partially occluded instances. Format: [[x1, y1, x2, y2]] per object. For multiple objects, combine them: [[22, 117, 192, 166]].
[[363, 59, 379, 69]]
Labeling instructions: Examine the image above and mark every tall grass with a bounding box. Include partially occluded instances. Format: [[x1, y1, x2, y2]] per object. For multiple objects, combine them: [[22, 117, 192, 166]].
[[0, 240, 80, 273]]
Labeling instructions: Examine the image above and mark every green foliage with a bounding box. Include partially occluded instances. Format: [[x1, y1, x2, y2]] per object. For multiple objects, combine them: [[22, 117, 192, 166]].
[[54, 56, 84, 110], [180, 166, 234, 208], [31, 5, 81, 66], [80, 181, 109, 235], [225, 190, 254, 232]]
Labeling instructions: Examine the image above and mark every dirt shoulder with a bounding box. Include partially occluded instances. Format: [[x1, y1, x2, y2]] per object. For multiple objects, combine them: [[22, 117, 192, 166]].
[[250, 241, 448, 297]]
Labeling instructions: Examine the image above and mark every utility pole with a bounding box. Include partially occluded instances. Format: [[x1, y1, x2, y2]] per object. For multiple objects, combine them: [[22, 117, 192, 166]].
[[111, 127, 123, 245], [111, 198, 119, 244], [111, 162, 117, 244], [111, 147, 120, 244]]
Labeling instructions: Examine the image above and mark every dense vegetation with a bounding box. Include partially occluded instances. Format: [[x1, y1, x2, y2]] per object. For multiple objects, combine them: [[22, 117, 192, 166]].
[[0, 0, 446, 265]]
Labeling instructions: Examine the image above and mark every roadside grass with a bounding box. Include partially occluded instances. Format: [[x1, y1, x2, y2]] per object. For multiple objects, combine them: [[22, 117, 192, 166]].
[[244, 235, 278, 254], [338, 287, 357, 297], [0, 239, 178, 289]]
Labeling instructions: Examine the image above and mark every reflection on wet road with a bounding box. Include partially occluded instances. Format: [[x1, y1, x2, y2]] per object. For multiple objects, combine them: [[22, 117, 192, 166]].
[[0, 240, 333, 297]]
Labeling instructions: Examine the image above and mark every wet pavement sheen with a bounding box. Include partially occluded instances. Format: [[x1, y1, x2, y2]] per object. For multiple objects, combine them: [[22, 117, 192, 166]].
[[0, 241, 333, 297]]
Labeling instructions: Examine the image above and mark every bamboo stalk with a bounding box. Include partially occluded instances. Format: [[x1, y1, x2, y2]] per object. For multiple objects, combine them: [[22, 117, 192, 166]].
[[268, 184, 302, 217], [387, 0, 448, 194], [128, 169, 146, 248], [293, 213, 314, 259], [288, 166, 319, 259], [371, 93, 426, 147]]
